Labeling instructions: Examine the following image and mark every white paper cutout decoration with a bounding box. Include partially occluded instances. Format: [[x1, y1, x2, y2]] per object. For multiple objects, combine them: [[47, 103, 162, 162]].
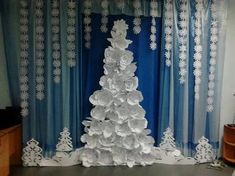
[[178, 0, 188, 84], [84, 0, 92, 48], [193, 0, 203, 99], [22, 138, 43, 166], [35, 0, 45, 100], [150, 1, 158, 50], [133, 0, 142, 34], [19, 0, 29, 117], [100, 0, 109, 33], [159, 127, 176, 152], [56, 127, 73, 152], [164, 0, 173, 67], [67, 0, 76, 67], [78, 20, 159, 167], [207, 0, 218, 112], [51, 0, 61, 83], [194, 136, 215, 163], [115, 0, 125, 10]]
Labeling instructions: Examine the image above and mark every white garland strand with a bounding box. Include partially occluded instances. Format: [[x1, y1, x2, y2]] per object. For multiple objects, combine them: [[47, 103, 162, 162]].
[[51, 0, 61, 83], [207, 1, 218, 112], [84, 0, 92, 49], [115, 0, 125, 9], [35, 0, 45, 100], [133, 0, 142, 34], [164, 0, 173, 67], [193, 0, 203, 100], [178, 0, 188, 84], [19, 0, 29, 117], [67, 0, 76, 67], [150, 1, 158, 50], [100, 0, 109, 33]]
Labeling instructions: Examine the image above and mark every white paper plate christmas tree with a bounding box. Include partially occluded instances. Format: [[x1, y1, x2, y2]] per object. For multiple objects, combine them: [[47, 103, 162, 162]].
[[78, 19, 160, 168]]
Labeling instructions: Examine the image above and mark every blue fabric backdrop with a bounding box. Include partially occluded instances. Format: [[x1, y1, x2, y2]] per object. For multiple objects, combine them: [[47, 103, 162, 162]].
[[0, 0, 227, 157]]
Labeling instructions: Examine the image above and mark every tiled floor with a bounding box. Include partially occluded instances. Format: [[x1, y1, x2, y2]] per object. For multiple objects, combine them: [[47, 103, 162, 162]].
[[11, 164, 234, 176]]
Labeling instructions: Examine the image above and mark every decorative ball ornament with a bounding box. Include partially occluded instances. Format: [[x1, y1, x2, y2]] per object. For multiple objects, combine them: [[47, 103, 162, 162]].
[[164, 0, 173, 66], [150, 1, 158, 50], [178, 0, 188, 84], [193, 0, 203, 99], [19, 0, 29, 117], [133, 0, 142, 34], [84, 0, 92, 48], [100, 0, 109, 33], [67, 0, 76, 67], [51, 0, 61, 83], [207, 0, 218, 112]]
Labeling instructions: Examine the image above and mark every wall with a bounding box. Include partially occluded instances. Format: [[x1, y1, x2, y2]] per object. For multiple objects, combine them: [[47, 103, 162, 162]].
[[219, 0, 235, 150], [0, 14, 11, 108]]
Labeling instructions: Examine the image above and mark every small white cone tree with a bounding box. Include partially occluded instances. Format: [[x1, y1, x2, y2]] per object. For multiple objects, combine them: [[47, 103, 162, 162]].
[[56, 127, 73, 152], [78, 19, 158, 167], [159, 127, 176, 152], [194, 136, 215, 163], [22, 138, 43, 166]]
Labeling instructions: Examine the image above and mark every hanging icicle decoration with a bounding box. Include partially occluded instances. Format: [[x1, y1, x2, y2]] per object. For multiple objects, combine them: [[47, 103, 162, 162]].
[[133, 0, 142, 34], [100, 0, 109, 33], [19, 0, 29, 117], [51, 0, 61, 83], [164, 0, 173, 67], [178, 0, 188, 84], [35, 0, 45, 100], [193, 0, 203, 100], [84, 0, 92, 49], [150, 0, 158, 50], [207, 1, 218, 112], [67, 0, 76, 67]]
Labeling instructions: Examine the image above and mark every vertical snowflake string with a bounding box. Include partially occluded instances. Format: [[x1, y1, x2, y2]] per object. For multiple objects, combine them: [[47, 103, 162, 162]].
[[67, 0, 76, 67], [56, 127, 73, 152], [51, 0, 61, 83], [164, 0, 173, 67], [22, 138, 43, 166], [207, 1, 218, 112], [100, 0, 109, 33], [193, 0, 203, 99], [115, 0, 125, 10], [194, 136, 215, 163], [178, 0, 188, 84], [133, 0, 142, 34], [35, 0, 45, 100], [149, 0, 158, 50], [159, 127, 176, 152], [19, 0, 29, 117], [84, 0, 92, 49]]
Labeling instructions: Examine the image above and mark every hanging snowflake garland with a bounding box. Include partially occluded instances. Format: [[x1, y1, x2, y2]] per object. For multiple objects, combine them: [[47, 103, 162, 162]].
[[19, 0, 29, 117], [150, 1, 158, 50], [164, 0, 173, 67], [207, 1, 218, 112], [67, 0, 76, 67], [193, 0, 203, 99], [115, 0, 125, 10], [35, 0, 45, 100], [178, 0, 188, 84], [133, 0, 142, 34], [51, 0, 61, 83], [84, 0, 92, 49], [100, 0, 109, 33]]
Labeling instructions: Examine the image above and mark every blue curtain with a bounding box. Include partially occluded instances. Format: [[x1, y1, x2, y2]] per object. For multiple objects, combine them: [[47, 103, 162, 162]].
[[1, 0, 227, 157]]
